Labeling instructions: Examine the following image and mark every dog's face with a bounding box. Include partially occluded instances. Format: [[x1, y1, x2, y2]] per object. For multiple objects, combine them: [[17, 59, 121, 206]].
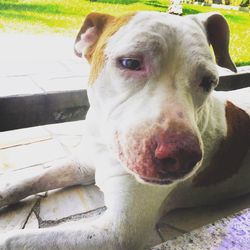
[[75, 12, 236, 185]]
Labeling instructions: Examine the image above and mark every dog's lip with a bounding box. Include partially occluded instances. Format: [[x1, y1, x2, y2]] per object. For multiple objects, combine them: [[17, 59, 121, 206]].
[[139, 176, 173, 185]]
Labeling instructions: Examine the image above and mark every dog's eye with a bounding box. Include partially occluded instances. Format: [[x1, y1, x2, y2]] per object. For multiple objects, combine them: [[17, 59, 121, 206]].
[[119, 58, 142, 71], [200, 76, 216, 92]]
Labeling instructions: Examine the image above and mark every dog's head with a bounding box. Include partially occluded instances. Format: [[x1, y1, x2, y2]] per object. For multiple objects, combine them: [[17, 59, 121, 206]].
[[75, 12, 236, 185]]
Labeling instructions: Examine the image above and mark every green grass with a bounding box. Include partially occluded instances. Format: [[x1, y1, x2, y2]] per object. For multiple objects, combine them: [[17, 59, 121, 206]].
[[0, 0, 249, 65]]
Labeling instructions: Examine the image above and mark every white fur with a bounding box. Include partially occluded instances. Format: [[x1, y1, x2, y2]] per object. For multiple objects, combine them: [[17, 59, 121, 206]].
[[0, 12, 249, 250]]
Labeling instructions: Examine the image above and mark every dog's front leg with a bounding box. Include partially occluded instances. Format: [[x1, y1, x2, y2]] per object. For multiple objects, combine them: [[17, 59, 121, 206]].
[[0, 131, 98, 208], [95, 173, 174, 249], [0, 215, 117, 250], [0, 172, 173, 250], [0, 157, 94, 208]]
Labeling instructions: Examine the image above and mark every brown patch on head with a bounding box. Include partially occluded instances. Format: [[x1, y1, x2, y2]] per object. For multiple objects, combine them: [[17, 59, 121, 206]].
[[193, 101, 250, 187], [89, 13, 135, 84], [74, 13, 114, 60], [74, 12, 135, 85]]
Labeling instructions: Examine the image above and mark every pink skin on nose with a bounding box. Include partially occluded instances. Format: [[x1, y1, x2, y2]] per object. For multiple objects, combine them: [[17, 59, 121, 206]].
[[115, 127, 202, 184], [154, 133, 202, 175]]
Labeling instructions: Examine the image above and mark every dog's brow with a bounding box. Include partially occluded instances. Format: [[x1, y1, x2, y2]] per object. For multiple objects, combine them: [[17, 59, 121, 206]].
[[112, 38, 166, 58]]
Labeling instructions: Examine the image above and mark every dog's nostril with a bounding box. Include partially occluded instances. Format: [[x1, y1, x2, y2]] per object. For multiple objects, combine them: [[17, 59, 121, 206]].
[[157, 157, 180, 174], [153, 132, 202, 177], [161, 157, 177, 166]]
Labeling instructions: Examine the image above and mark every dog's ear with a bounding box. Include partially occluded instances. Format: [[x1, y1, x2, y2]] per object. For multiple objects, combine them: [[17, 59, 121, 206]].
[[74, 12, 114, 61], [190, 12, 237, 72]]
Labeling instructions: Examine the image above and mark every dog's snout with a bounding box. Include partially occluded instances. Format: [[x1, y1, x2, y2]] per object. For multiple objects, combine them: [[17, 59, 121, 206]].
[[154, 133, 202, 176], [116, 125, 203, 184]]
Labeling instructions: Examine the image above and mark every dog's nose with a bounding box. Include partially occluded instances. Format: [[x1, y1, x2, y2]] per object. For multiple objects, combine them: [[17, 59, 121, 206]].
[[154, 133, 202, 176]]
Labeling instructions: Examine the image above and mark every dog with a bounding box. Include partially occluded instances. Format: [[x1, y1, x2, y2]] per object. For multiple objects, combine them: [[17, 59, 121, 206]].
[[0, 11, 249, 250]]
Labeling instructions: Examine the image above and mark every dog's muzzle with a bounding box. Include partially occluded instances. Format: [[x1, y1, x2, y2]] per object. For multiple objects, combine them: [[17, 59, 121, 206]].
[[116, 129, 202, 185]]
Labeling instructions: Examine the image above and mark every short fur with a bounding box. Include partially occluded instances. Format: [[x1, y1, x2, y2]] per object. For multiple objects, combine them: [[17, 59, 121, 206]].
[[0, 11, 249, 250]]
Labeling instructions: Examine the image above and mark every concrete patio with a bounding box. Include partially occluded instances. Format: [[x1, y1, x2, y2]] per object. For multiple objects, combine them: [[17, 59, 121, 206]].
[[0, 32, 249, 249]]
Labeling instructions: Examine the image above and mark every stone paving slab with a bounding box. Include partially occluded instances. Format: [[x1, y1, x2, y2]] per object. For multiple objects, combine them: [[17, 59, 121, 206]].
[[39, 185, 104, 221], [0, 196, 39, 233], [31, 75, 88, 92], [0, 61, 69, 77], [159, 193, 250, 236], [0, 33, 88, 80], [216, 87, 250, 112], [60, 59, 90, 77], [238, 66, 250, 73], [24, 211, 39, 229], [44, 120, 86, 135], [147, 230, 164, 249], [157, 224, 186, 241], [0, 139, 66, 173], [0, 76, 43, 97], [152, 208, 250, 250], [0, 33, 75, 62], [0, 126, 51, 150]]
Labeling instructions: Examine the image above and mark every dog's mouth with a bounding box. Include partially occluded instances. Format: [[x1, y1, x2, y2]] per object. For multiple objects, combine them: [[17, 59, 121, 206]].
[[137, 168, 197, 185], [115, 127, 203, 186], [139, 176, 173, 185]]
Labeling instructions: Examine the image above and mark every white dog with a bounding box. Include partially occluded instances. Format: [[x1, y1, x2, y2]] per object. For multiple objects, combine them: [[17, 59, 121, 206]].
[[0, 11, 249, 250]]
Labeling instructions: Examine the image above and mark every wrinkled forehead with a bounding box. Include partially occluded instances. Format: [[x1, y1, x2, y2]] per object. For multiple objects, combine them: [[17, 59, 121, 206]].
[[106, 12, 210, 60]]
